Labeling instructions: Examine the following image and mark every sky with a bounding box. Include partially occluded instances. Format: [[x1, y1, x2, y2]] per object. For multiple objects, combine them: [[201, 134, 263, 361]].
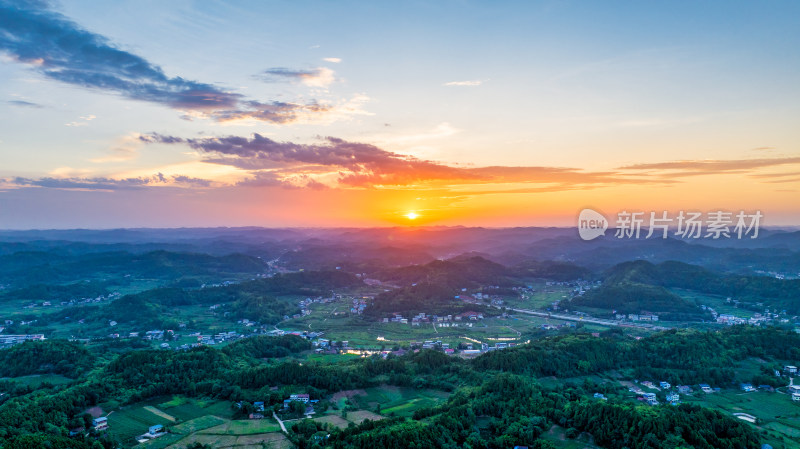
[[0, 0, 798, 229]]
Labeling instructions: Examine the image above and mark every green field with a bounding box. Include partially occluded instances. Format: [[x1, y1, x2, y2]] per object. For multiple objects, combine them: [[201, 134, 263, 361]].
[[108, 404, 170, 443], [105, 397, 236, 445], [337, 386, 450, 418], [672, 288, 756, 319], [542, 425, 601, 449], [302, 352, 363, 364], [507, 281, 575, 310], [199, 419, 282, 435], [683, 390, 800, 447], [157, 396, 236, 421], [130, 412, 289, 449]]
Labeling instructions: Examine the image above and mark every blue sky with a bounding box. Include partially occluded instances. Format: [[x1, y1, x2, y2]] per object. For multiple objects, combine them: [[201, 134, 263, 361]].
[[1, 0, 798, 228]]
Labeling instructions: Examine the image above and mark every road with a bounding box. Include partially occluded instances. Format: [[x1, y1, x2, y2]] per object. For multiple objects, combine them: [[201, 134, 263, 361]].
[[505, 306, 673, 331]]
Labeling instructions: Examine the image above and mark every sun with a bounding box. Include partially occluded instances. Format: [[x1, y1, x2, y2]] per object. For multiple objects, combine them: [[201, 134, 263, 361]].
[[405, 211, 419, 220]]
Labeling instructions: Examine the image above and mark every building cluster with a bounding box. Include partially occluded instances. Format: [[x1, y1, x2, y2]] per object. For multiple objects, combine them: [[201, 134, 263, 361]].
[[622, 313, 659, 322], [631, 380, 706, 406], [715, 312, 773, 326], [0, 333, 45, 348], [299, 295, 338, 316], [20, 292, 121, 312], [350, 297, 370, 315], [704, 299, 796, 327], [382, 311, 484, 327], [541, 323, 577, 332], [236, 394, 318, 419]]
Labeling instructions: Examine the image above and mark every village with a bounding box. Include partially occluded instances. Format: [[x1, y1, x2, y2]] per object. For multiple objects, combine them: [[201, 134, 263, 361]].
[[621, 364, 800, 413]]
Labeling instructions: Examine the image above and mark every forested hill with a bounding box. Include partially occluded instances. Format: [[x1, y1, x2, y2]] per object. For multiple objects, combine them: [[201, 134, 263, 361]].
[[373, 255, 518, 288], [32, 270, 362, 331], [0, 250, 267, 289], [593, 260, 800, 313]]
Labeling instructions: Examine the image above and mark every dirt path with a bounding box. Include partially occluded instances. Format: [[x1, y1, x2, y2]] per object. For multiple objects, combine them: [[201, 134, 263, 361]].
[[143, 406, 176, 422], [272, 412, 287, 433]]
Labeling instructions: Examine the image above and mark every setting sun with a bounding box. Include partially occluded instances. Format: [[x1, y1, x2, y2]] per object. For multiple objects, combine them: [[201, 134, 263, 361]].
[[405, 212, 419, 220]]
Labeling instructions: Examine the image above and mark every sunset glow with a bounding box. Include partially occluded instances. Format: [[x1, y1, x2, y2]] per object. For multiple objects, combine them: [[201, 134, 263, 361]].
[[0, 1, 798, 228]]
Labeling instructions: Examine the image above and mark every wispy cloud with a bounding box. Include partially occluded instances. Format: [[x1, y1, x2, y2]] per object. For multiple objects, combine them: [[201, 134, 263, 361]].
[[259, 67, 335, 88], [64, 114, 96, 127], [322, 57, 341, 63], [443, 80, 484, 87], [0, 0, 352, 124], [7, 99, 43, 108], [618, 156, 800, 178], [4, 173, 212, 191]]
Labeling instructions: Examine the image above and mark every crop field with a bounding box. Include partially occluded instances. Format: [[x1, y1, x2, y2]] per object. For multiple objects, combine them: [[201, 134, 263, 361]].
[[108, 404, 170, 443], [683, 390, 800, 445], [507, 282, 575, 310], [312, 414, 351, 429], [671, 288, 755, 318], [344, 386, 450, 417], [107, 397, 236, 445], [157, 396, 235, 421], [199, 419, 282, 435], [135, 415, 290, 449]]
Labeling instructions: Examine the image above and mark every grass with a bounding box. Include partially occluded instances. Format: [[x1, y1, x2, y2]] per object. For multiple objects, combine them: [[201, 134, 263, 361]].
[[542, 425, 601, 449]]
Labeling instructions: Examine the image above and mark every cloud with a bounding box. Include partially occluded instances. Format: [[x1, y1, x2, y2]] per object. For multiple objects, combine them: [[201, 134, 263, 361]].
[[4, 173, 212, 190], [443, 80, 484, 87], [65, 114, 96, 127], [322, 57, 341, 63], [0, 0, 241, 109], [618, 156, 800, 178], [141, 132, 667, 191], [0, 0, 351, 124], [7, 99, 43, 108], [236, 171, 328, 189], [259, 67, 335, 88], [750, 171, 800, 180]]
